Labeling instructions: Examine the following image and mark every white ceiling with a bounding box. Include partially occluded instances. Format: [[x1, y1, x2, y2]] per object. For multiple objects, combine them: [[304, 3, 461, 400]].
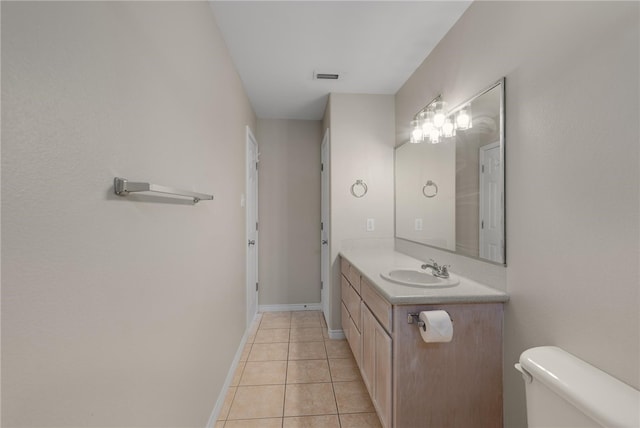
[[209, 1, 471, 120]]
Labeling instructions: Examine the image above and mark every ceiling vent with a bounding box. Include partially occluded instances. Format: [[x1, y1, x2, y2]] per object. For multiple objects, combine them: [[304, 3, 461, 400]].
[[314, 72, 340, 80]]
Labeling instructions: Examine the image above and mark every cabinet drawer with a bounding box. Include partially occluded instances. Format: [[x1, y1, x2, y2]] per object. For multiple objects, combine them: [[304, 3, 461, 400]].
[[341, 302, 350, 343], [347, 312, 362, 366], [349, 284, 361, 332], [340, 257, 350, 279], [341, 276, 361, 332], [341, 256, 361, 294], [342, 300, 361, 365], [341, 276, 352, 318], [341, 275, 350, 308], [361, 277, 392, 333], [348, 267, 361, 295]]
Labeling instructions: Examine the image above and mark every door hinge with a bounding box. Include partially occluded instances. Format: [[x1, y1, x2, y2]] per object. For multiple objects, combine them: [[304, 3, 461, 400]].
[[256, 222, 259, 231], [321, 222, 324, 231], [481, 220, 485, 229], [320, 281, 323, 290], [256, 162, 259, 170], [482, 164, 485, 173], [321, 163, 324, 172], [256, 282, 259, 291]]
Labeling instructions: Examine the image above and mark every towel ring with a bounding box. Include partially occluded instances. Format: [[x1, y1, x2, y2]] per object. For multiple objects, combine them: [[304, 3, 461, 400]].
[[423, 180, 438, 198], [350, 179, 368, 198]]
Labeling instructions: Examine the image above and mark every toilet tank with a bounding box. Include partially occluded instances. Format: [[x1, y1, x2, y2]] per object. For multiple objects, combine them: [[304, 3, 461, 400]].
[[515, 346, 640, 428]]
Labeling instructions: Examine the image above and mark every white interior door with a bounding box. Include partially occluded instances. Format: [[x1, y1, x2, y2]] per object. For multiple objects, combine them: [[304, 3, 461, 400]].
[[246, 126, 259, 327], [320, 130, 330, 323], [479, 141, 503, 263]]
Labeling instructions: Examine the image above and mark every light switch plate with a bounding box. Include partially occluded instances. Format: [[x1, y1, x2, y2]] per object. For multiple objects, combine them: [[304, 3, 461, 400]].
[[415, 218, 423, 231]]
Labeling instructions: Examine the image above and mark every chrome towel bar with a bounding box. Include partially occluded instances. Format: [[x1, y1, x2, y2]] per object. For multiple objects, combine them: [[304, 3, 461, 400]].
[[113, 177, 214, 204]]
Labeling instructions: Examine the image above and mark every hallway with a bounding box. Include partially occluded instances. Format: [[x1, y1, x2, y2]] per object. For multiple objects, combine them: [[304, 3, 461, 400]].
[[216, 311, 382, 427]]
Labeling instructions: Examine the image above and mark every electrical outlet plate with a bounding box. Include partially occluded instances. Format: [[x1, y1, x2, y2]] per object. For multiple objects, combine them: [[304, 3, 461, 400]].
[[366, 218, 375, 231]]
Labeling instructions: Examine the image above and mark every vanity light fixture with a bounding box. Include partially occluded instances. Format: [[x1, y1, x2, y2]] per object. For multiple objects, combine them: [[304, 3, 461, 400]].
[[409, 96, 472, 144]]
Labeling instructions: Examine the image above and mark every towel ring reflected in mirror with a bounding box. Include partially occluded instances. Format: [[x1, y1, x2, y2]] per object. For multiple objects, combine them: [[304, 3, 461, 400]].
[[423, 180, 438, 198], [350, 179, 368, 198]]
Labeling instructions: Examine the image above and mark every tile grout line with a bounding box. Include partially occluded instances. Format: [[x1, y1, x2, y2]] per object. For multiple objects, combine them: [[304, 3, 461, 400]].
[[226, 314, 260, 422], [282, 320, 291, 428], [323, 329, 344, 428], [223, 317, 255, 424], [282, 315, 291, 423]]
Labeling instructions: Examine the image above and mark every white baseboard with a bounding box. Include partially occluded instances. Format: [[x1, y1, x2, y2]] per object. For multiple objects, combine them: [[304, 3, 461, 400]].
[[258, 303, 322, 312], [206, 312, 259, 428], [328, 329, 345, 340]]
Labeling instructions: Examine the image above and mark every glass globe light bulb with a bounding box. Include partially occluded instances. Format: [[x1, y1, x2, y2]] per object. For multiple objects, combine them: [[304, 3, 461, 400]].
[[431, 100, 447, 129], [433, 112, 445, 128], [410, 119, 423, 143], [429, 128, 440, 144], [442, 118, 455, 137], [422, 119, 434, 135], [456, 107, 471, 130]]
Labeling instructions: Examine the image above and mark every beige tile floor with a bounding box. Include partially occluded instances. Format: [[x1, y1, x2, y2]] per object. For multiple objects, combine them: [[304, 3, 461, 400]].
[[217, 311, 383, 428]]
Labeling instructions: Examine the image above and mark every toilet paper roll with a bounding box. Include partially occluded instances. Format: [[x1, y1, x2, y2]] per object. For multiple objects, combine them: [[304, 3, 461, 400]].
[[419, 310, 453, 343]]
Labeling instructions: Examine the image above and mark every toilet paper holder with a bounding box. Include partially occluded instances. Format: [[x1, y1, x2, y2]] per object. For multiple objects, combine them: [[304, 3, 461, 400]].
[[407, 313, 426, 331]]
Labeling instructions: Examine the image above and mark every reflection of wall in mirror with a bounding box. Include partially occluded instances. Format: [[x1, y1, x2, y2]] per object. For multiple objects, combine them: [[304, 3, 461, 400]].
[[455, 110, 499, 258], [396, 140, 456, 250]]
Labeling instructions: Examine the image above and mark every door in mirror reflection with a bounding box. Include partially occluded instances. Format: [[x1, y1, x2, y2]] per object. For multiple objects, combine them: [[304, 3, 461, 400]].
[[479, 141, 502, 263]]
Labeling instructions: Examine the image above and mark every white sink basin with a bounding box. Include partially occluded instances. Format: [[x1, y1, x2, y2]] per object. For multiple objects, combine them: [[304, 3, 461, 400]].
[[380, 269, 459, 288]]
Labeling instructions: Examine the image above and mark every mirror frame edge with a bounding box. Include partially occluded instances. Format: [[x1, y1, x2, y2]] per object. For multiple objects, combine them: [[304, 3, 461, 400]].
[[393, 77, 507, 267]]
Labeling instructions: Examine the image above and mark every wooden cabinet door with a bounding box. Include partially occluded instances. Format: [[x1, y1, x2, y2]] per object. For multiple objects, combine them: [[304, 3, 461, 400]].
[[361, 303, 392, 428], [361, 302, 375, 393], [374, 321, 392, 428]]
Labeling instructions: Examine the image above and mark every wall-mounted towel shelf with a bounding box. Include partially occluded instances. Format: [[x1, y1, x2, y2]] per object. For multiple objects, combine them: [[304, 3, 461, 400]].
[[113, 177, 214, 204]]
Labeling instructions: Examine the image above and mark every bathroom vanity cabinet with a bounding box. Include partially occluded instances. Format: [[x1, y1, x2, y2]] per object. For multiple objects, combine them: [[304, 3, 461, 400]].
[[340, 255, 505, 428], [341, 257, 392, 427]]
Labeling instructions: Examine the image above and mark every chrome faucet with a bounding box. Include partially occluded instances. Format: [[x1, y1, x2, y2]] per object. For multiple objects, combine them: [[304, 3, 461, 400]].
[[420, 259, 451, 278]]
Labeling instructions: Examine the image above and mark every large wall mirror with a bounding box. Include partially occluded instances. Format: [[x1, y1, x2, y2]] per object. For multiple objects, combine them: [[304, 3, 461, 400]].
[[395, 78, 505, 265]]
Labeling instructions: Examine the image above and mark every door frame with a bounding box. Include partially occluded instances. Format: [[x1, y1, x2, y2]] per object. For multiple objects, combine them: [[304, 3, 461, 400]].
[[320, 129, 330, 324], [246, 126, 259, 328]]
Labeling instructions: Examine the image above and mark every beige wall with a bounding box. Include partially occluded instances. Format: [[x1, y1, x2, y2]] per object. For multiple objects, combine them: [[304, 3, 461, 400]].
[[1, 2, 256, 426], [395, 141, 456, 250], [327, 94, 396, 331], [256, 119, 322, 306], [395, 2, 639, 426]]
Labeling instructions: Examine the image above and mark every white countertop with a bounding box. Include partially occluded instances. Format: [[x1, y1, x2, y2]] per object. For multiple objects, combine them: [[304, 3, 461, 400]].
[[339, 247, 509, 305]]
